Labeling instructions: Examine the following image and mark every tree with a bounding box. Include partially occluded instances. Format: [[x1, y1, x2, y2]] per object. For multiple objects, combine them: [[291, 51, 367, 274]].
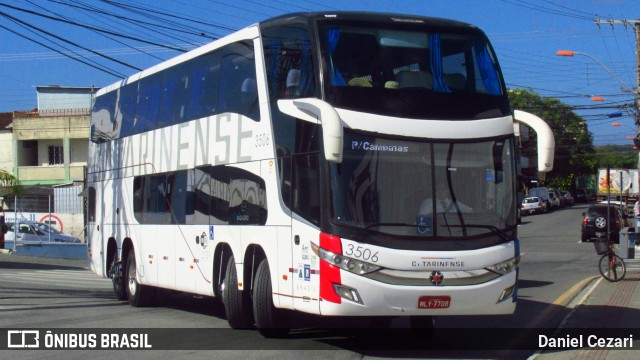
[[509, 88, 596, 186], [0, 169, 23, 197], [594, 145, 637, 169]]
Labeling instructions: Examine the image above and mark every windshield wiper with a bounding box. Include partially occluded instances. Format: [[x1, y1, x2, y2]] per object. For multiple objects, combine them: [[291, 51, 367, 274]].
[[352, 222, 419, 241], [443, 224, 516, 241]]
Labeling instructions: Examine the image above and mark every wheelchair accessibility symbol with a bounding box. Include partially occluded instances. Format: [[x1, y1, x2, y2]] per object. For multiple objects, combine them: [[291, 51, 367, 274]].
[[416, 216, 432, 235]]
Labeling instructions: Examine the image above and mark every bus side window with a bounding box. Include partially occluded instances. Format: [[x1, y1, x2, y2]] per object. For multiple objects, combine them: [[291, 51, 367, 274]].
[[188, 51, 222, 120], [220, 41, 258, 121], [291, 153, 320, 224]]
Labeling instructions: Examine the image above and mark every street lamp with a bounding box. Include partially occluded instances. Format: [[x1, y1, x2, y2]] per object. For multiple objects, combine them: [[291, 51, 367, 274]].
[[556, 50, 631, 91]]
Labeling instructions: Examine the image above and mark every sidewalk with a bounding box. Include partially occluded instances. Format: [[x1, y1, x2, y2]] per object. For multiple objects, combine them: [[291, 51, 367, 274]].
[[534, 264, 640, 359], [0, 251, 88, 269]]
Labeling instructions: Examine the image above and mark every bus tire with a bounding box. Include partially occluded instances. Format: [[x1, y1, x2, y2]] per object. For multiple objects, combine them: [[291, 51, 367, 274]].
[[253, 259, 288, 338], [222, 255, 251, 329], [125, 248, 154, 307], [110, 256, 127, 301]]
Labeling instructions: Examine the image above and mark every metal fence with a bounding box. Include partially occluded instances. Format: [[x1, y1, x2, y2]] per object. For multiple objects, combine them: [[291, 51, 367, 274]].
[[3, 185, 85, 245]]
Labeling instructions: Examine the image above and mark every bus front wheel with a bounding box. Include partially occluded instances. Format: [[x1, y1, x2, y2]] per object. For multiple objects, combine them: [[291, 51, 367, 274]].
[[253, 259, 288, 338]]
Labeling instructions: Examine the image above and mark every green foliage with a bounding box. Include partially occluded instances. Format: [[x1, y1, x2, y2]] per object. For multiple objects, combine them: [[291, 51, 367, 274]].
[[0, 169, 23, 196], [595, 145, 637, 168], [509, 88, 597, 186]]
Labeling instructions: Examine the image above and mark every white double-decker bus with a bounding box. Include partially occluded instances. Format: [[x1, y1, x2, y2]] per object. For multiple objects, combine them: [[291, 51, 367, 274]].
[[87, 12, 554, 336]]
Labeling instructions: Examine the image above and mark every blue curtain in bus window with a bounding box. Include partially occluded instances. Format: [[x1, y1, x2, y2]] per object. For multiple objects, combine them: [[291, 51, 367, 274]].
[[429, 34, 451, 93], [474, 40, 502, 95], [327, 28, 346, 86]]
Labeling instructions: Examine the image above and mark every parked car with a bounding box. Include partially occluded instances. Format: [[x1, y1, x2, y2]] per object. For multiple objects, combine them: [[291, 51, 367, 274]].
[[4, 221, 80, 243], [551, 189, 565, 207], [561, 191, 574, 206], [548, 192, 560, 210], [521, 197, 547, 215], [529, 187, 551, 210], [581, 204, 624, 243], [598, 200, 634, 225]]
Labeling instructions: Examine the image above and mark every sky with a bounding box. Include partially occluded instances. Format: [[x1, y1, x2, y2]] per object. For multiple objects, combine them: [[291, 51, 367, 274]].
[[0, 0, 638, 145]]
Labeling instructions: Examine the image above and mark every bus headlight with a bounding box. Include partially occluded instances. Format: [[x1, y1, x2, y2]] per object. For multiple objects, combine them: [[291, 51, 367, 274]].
[[485, 256, 520, 275], [311, 241, 381, 275]]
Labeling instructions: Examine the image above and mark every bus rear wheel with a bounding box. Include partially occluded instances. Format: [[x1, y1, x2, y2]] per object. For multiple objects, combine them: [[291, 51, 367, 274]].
[[253, 259, 288, 338], [221, 255, 252, 329], [110, 256, 127, 301], [125, 248, 154, 307]]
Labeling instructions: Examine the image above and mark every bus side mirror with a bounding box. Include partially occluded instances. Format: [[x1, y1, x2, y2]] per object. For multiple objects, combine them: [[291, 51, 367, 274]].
[[277, 98, 343, 163], [513, 110, 555, 172]]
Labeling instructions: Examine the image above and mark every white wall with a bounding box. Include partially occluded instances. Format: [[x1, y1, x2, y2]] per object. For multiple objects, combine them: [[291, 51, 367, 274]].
[[0, 131, 14, 172]]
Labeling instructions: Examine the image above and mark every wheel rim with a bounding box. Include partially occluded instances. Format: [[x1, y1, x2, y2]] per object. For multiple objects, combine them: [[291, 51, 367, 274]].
[[595, 217, 606, 228], [128, 257, 137, 296], [599, 255, 626, 282]]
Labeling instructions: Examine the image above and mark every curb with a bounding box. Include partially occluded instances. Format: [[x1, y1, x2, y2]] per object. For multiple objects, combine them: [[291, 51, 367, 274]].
[[528, 275, 600, 329]]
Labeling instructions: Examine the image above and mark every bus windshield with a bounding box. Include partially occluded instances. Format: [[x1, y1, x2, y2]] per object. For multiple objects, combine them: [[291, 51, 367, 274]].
[[320, 21, 509, 120], [329, 130, 516, 244]]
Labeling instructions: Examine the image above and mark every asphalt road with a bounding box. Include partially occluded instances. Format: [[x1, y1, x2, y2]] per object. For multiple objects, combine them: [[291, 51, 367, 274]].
[[0, 203, 597, 359]]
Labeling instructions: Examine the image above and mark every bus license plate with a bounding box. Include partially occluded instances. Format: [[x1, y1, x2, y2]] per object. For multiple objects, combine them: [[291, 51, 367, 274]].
[[418, 296, 451, 309]]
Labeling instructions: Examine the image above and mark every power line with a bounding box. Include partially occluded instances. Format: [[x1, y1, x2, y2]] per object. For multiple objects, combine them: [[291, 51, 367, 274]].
[[0, 21, 125, 78], [0, 9, 140, 72], [0, 2, 189, 52]]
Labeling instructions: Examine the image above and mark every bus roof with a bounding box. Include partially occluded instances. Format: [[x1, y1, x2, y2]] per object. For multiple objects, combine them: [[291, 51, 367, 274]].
[[95, 12, 482, 98], [259, 11, 480, 32]]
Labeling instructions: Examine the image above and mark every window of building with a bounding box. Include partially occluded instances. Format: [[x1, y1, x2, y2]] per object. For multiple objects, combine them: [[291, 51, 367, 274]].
[[48, 145, 64, 165]]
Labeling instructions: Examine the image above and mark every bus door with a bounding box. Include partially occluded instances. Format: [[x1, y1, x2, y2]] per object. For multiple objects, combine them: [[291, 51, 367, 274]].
[[290, 152, 322, 313], [86, 184, 104, 276]]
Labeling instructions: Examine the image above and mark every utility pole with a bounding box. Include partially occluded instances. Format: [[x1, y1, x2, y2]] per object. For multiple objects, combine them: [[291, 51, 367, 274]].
[[594, 19, 640, 127], [595, 19, 640, 168]]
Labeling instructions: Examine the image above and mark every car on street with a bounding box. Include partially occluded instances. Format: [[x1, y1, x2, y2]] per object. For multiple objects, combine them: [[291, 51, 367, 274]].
[[521, 197, 547, 215], [581, 204, 624, 243], [4, 221, 80, 243], [529, 187, 551, 210], [551, 189, 565, 208], [548, 192, 560, 210], [561, 190, 574, 206]]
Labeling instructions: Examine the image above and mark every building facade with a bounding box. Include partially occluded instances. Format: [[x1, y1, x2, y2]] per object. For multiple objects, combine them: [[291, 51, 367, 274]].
[[12, 86, 96, 185]]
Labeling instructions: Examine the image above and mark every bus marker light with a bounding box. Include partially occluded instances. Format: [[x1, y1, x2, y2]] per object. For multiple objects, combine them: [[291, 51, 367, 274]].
[[497, 284, 516, 303], [333, 284, 363, 305]]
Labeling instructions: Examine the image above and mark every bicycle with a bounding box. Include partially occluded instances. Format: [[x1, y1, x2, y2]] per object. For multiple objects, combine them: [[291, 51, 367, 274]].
[[594, 238, 626, 282]]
